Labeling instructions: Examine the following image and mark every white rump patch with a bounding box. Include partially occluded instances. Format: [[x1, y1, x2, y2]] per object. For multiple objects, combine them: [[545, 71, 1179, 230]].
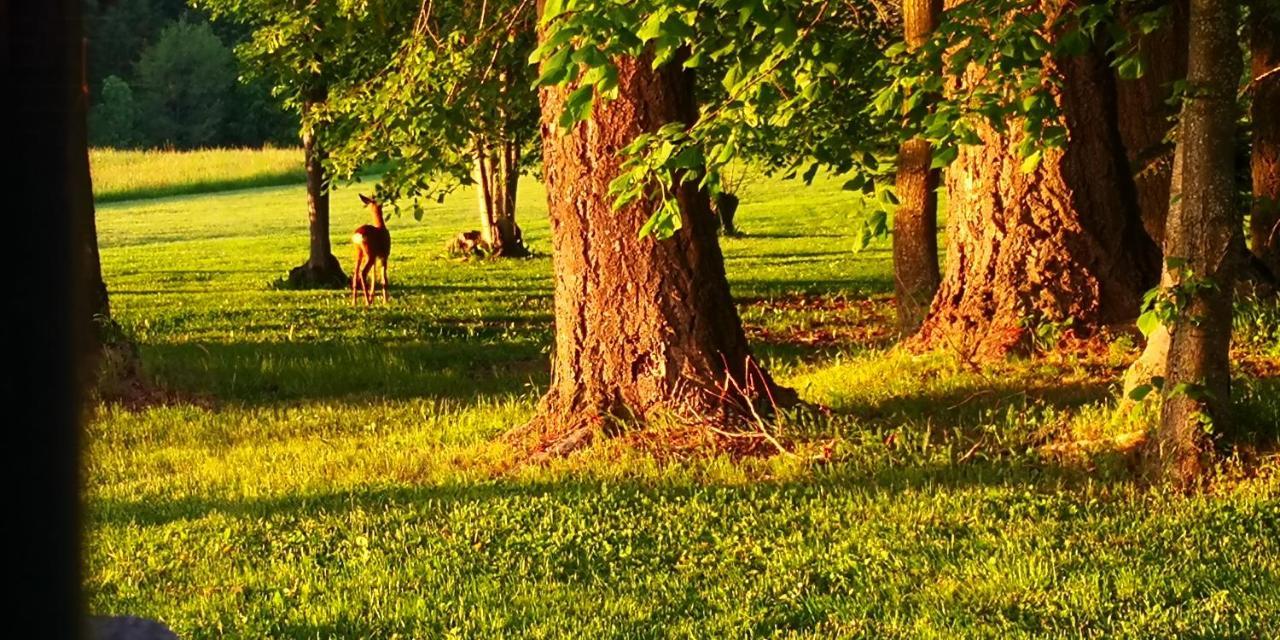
[[352, 232, 364, 244]]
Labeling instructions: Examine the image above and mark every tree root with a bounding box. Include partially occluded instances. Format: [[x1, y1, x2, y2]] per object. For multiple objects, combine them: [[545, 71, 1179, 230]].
[[281, 254, 348, 290]]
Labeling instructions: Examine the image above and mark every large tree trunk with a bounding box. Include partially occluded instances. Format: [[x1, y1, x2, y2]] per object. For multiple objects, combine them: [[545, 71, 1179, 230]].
[[287, 97, 348, 289], [473, 135, 530, 257], [915, 38, 1161, 360], [526, 51, 791, 451], [1146, 0, 1241, 486], [893, 0, 943, 331], [11, 1, 90, 632], [1250, 6, 1280, 279]]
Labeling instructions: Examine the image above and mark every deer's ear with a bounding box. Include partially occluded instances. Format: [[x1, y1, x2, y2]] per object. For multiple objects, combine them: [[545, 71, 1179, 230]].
[[359, 194, 374, 205]]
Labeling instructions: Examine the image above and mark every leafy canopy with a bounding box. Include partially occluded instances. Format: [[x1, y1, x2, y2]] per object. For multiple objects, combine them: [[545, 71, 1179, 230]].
[[531, 0, 1175, 239]]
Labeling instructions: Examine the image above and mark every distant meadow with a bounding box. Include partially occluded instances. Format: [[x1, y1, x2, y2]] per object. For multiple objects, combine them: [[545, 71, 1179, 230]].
[[91, 147, 305, 203]]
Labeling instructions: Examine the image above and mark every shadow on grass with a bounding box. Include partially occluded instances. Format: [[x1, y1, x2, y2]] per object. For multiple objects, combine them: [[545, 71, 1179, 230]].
[[731, 277, 895, 298], [89, 457, 1115, 529], [832, 378, 1115, 426], [141, 339, 549, 405]]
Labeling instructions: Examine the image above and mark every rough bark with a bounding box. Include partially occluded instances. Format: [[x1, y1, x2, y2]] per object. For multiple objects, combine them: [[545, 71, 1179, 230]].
[[893, 0, 943, 331], [915, 37, 1161, 360], [473, 135, 530, 257], [1146, 0, 1241, 486], [1250, 6, 1280, 280], [287, 97, 348, 289], [527, 51, 791, 449], [1113, 0, 1190, 245], [894, 138, 941, 331]]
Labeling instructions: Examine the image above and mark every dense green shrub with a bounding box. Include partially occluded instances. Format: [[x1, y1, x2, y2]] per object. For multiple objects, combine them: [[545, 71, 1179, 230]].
[[88, 75, 140, 148], [133, 18, 237, 148]]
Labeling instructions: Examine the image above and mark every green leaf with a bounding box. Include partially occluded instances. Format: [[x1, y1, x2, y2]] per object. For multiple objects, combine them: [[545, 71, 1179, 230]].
[[637, 199, 681, 239], [1057, 29, 1089, 57], [529, 29, 573, 64], [535, 48, 571, 88], [1136, 310, 1159, 338], [1116, 55, 1146, 80], [558, 85, 595, 128], [1019, 150, 1042, 174], [930, 145, 958, 169], [1128, 384, 1154, 401]]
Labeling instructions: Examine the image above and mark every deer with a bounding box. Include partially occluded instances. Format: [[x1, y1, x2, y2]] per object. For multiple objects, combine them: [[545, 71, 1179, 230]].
[[351, 194, 391, 305]]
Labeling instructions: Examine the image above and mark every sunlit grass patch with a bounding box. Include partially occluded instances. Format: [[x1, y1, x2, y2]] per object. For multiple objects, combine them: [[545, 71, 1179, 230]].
[[84, 152, 1280, 638]]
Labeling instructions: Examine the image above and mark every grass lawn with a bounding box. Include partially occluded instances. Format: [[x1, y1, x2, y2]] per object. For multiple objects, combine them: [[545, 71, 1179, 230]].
[[87, 157, 1280, 638]]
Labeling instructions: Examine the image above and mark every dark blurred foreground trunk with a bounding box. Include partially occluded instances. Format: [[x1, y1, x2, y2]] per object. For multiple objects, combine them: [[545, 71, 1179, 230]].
[[6, 0, 88, 635]]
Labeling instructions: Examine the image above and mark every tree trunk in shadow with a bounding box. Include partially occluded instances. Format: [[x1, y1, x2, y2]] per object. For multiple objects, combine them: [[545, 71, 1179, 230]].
[[1250, 6, 1280, 282], [1113, 0, 1189, 246]]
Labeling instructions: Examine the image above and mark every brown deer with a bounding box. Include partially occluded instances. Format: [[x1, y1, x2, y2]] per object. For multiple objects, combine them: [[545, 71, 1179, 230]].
[[351, 194, 391, 305]]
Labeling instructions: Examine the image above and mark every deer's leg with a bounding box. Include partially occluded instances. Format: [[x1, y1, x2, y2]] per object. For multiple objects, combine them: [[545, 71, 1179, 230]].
[[361, 260, 375, 305], [351, 251, 365, 306], [379, 258, 389, 303]]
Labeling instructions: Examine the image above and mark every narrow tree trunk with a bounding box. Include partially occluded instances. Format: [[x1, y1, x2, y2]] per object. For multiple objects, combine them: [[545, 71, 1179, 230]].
[[1250, 7, 1280, 279], [715, 192, 740, 236], [894, 139, 941, 330], [287, 97, 348, 288], [72, 35, 145, 400], [526, 51, 791, 451], [1146, 0, 1241, 486], [893, 0, 943, 331], [915, 21, 1161, 360], [473, 136, 529, 257]]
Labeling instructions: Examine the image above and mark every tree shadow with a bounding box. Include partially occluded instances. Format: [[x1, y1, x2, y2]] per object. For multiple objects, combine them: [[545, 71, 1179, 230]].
[[832, 378, 1114, 426], [730, 277, 894, 298], [89, 456, 1118, 530], [140, 339, 550, 406]]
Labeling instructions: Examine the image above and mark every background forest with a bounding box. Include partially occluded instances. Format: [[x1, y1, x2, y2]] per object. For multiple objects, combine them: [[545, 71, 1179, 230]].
[[84, 0, 295, 148]]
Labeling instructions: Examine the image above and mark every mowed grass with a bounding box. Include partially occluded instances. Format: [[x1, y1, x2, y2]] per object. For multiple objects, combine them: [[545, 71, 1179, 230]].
[[92, 147, 305, 203], [87, 157, 1280, 638]]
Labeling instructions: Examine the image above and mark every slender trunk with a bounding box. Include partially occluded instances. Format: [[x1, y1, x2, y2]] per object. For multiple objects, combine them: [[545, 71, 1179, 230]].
[[288, 97, 347, 288], [1250, 7, 1280, 279], [915, 22, 1161, 360], [894, 139, 940, 330], [715, 192, 740, 235], [304, 112, 332, 270], [527, 47, 791, 451], [893, 0, 943, 331], [473, 135, 529, 257], [1147, 0, 1241, 486]]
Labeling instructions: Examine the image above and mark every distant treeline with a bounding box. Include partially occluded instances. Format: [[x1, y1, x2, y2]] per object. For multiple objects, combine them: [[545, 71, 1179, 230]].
[[85, 0, 296, 149]]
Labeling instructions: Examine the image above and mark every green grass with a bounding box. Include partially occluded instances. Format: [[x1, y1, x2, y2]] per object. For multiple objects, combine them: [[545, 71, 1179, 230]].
[[92, 147, 305, 202], [87, 156, 1280, 638]]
